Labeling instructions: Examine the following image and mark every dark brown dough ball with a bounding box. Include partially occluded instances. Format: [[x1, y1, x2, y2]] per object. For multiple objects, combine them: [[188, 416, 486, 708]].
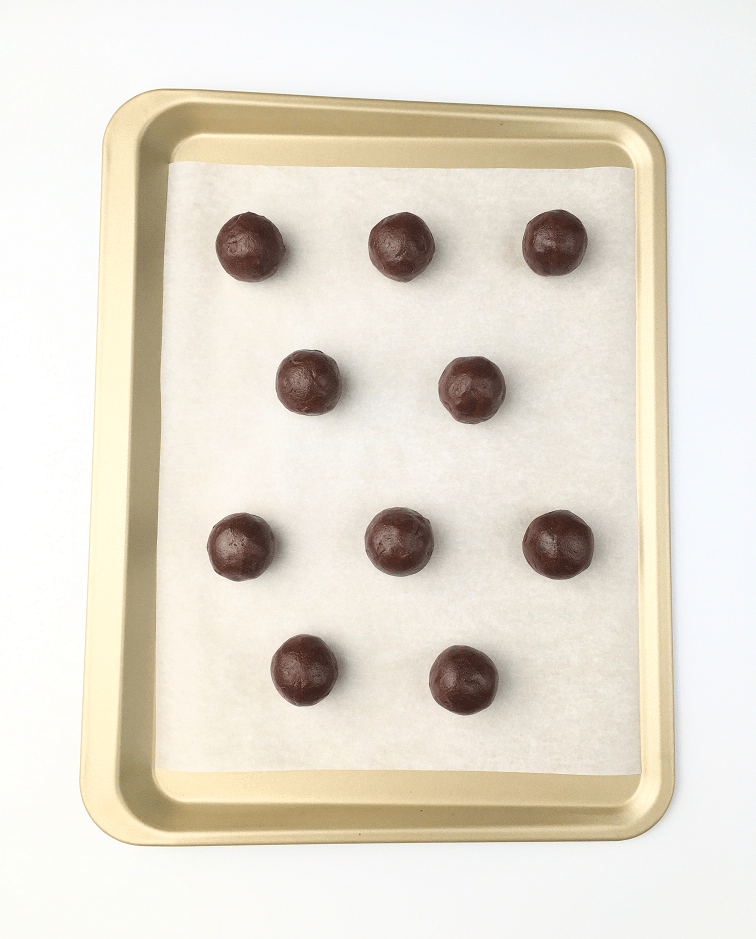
[[368, 212, 435, 282], [275, 349, 342, 415], [438, 356, 506, 424], [207, 512, 276, 581], [271, 634, 339, 706], [429, 645, 499, 715], [215, 212, 285, 282], [522, 509, 594, 579], [364, 507, 434, 576], [522, 209, 588, 276]]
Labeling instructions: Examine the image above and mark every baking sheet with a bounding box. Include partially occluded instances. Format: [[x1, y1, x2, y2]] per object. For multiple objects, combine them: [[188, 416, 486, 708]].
[[156, 163, 639, 775]]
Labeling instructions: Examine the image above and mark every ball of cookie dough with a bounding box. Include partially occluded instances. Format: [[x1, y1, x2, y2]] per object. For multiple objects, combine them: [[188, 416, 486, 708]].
[[522, 509, 594, 579], [215, 212, 285, 282], [207, 512, 276, 581], [271, 634, 339, 706], [429, 645, 499, 715], [275, 349, 342, 415], [438, 356, 506, 424], [522, 209, 587, 276], [368, 212, 435, 282], [364, 507, 434, 576]]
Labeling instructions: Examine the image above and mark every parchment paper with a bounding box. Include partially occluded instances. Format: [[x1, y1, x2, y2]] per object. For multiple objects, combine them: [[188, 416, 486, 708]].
[[156, 163, 640, 774]]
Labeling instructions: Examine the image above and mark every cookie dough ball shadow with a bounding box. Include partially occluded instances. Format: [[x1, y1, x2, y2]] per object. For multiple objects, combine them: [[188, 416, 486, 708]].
[[268, 227, 292, 276], [330, 360, 352, 409], [265, 525, 286, 567], [422, 514, 447, 567], [319, 637, 349, 697]]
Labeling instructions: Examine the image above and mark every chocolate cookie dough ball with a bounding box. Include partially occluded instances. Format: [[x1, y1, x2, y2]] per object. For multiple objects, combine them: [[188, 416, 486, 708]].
[[368, 212, 435, 282], [215, 212, 285, 282], [438, 356, 506, 424], [364, 507, 434, 576], [522, 209, 588, 276], [522, 509, 594, 579], [207, 512, 276, 581], [271, 634, 339, 706], [429, 645, 499, 715], [275, 349, 342, 415]]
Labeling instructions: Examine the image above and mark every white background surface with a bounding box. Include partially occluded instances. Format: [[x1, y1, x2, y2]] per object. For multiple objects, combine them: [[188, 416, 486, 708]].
[[1, 1, 754, 936]]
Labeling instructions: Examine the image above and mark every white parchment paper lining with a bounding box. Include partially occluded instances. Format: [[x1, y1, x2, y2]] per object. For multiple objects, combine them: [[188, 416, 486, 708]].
[[156, 163, 640, 774]]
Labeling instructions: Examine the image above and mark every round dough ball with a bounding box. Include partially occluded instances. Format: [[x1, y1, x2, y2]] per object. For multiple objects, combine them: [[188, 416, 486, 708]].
[[215, 212, 285, 282], [438, 356, 506, 424], [429, 645, 499, 715], [275, 349, 342, 415], [368, 212, 435, 282], [271, 634, 339, 706], [522, 509, 594, 579], [522, 209, 587, 276], [364, 507, 434, 576], [207, 512, 276, 581]]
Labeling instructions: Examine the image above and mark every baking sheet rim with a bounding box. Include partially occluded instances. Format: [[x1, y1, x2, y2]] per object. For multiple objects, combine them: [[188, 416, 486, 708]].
[[81, 88, 672, 845]]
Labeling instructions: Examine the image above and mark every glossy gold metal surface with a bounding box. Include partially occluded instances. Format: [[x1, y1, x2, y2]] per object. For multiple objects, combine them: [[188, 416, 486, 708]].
[[81, 89, 672, 844]]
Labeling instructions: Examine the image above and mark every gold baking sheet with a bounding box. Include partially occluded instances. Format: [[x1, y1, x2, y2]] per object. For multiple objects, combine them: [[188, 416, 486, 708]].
[[81, 89, 672, 844]]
